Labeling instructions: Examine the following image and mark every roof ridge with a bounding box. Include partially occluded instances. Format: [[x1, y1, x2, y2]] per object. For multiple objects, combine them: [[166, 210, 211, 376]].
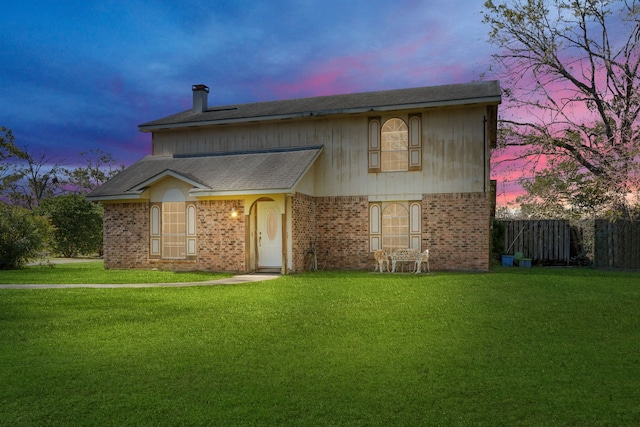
[[206, 80, 500, 108], [139, 80, 501, 131]]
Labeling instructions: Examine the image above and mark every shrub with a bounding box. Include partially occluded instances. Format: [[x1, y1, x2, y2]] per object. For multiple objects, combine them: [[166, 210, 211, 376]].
[[0, 203, 52, 269], [490, 219, 505, 260], [37, 194, 103, 257]]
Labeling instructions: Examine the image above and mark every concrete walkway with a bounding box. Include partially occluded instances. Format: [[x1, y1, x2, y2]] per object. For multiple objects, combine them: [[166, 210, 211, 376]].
[[0, 273, 281, 289]]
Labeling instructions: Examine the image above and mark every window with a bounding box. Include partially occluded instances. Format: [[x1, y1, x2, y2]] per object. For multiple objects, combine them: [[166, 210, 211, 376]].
[[369, 115, 422, 172], [150, 189, 196, 259], [162, 201, 186, 259], [381, 118, 408, 172], [382, 202, 409, 250], [370, 201, 421, 252]]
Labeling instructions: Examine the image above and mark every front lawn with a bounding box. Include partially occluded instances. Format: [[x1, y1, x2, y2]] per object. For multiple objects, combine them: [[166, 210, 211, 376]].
[[0, 260, 231, 284], [1, 268, 639, 426]]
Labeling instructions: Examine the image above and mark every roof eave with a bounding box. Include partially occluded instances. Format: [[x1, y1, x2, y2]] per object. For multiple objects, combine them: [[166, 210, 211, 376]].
[[138, 95, 502, 132], [128, 169, 209, 192], [188, 188, 294, 197], [86, 193, 144, 202]]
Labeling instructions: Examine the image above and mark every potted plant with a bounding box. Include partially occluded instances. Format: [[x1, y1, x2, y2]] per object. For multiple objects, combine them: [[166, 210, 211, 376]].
[[514, 252, 532, 268]]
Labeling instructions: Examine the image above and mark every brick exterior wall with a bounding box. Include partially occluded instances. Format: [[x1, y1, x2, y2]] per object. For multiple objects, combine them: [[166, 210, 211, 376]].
[[291, 193, 316, 271], [103, 200, 246, 273], [103, 203, 150, 269], [307, 192, 489, 272], [422, 192, 490, 271], [315, 195, 370, 270], [102, 192, 489, 273], [196, 200, 246, 273]]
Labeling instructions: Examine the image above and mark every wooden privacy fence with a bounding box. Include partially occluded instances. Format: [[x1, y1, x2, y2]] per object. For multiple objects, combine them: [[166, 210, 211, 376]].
[[594, 219, 640, 269], [499, 220, 571, 264]]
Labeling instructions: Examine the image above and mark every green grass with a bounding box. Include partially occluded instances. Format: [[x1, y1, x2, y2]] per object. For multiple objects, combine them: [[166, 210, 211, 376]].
[[1, 268, 639, 426], [0, 261, 231, 284]]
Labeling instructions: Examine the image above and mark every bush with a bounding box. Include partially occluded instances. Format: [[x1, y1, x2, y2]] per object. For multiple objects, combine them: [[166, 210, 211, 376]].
[[0, 203, 52, 269], [37, 194, 103, 257], [490, 219, 505, 260]]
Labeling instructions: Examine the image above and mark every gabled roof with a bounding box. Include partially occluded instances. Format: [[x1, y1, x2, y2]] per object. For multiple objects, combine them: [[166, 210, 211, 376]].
[[139, 80, 501, 131], [87, 146, 323, 201]]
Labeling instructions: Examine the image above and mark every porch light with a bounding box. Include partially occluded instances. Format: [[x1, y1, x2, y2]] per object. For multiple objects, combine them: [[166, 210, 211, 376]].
[[231, 207, 238, 218]]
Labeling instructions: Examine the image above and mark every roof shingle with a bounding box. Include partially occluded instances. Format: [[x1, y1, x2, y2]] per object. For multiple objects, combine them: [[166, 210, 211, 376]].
[[87, 146, 323, 200], [139, 80, 501, 130]]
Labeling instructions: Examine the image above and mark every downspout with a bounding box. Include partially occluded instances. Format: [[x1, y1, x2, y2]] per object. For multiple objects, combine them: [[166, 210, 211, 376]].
[[483, 115, 487, 193]]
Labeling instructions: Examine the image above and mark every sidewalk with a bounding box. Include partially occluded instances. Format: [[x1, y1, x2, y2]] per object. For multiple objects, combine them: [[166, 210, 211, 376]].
[[0, 273, 281, 289]]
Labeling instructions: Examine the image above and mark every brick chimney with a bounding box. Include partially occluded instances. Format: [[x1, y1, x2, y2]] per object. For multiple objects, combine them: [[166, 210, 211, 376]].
[[192, 84, 209, 113]]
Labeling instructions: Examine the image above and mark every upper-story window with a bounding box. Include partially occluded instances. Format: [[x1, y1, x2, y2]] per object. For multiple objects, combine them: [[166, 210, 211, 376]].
[[381, 118, 408, 172], [369, 115, 422, 173]]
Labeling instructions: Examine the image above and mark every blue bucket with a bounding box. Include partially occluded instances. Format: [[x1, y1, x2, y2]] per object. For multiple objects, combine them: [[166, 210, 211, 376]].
[[501, 255, 514, 266], [519, 259, 532, 268]]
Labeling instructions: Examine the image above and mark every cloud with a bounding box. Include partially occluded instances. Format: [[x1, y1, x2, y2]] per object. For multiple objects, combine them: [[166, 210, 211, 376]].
[[1, 0, 506, 183]]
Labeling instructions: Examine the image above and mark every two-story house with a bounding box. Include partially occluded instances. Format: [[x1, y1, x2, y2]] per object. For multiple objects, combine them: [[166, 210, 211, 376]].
[[88, 81, 501, 273]]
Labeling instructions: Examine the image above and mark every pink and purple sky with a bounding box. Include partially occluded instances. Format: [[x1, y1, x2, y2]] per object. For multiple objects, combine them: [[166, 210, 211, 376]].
[[1, 0, 522, 204]]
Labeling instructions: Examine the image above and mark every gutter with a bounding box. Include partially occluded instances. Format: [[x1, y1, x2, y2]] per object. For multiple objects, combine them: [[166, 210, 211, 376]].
[[86, 192, 144, 202], [139, 96, 502, 132]]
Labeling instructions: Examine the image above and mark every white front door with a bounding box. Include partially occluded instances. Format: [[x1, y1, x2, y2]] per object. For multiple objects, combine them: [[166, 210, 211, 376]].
[[257, 201, 282, 268]]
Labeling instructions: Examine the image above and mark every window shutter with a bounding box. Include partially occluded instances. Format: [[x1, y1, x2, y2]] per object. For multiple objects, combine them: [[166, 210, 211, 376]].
[[369, 203, 381, 251], [410, 202, 422, 250], [408, 114, 422, 171], [186, 203, 197, 256], [370, 201, 422, 252], [150, 204, 161, 257], [368, 117, 381, 173]]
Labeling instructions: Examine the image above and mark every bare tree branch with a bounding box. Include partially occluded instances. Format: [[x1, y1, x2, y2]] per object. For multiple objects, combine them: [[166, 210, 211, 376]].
[[484, 0, 640, 216]]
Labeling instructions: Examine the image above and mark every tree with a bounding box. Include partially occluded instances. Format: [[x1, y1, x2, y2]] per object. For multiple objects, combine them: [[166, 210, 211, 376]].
[[483, 0, 640, 217], [37, 194, 103, 257], [0, 127, 28, 185], [0, 127, 27, 162], [63, 149, 125, 194], [1, 149, 65, 209], [516, 156, 613, 218], [1, 126, 69, 208], [0, 202, 52, 269]]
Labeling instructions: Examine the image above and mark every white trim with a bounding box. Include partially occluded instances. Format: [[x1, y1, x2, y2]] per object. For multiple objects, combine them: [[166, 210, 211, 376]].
[[370, 236, 381, 251], [130, 170, 209, 193], [410, 203, 421, 234], [151, 205, 160, 236], [150, 238, 161, 255], [187, 238, 197, 256], [369, 152, 380, 169], [86, 193, 143, 201], [368, 195, 423, 202], [369, 119, 380, 150], [162, 188, 186, 203], [410, 235, 421, 250], [370, 204, 381, 234], [189, 188, 293, 197], [187, 205, 196, 236], [409, 116, 421, 147]]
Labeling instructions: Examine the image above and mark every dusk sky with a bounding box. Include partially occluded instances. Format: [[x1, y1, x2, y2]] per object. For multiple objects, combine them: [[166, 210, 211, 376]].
[[1, 0, 520, 203]]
